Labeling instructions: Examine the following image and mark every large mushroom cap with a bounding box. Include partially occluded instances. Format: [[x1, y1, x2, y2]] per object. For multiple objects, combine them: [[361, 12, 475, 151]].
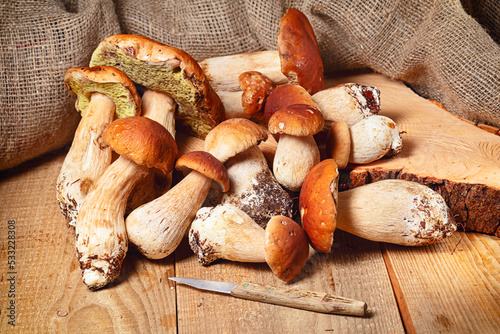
[[278, 8, 324, 94], [264, 84, 318, 124], [103, 116, 178, 173], [299, 159, 339, 253], [64, 65, 141, 118], [90, 34, 225, 139], [203, 118, 268, 163], [265, 215, 309, 282], [175, 151, 230, 192], [268, 104, 324, 136]]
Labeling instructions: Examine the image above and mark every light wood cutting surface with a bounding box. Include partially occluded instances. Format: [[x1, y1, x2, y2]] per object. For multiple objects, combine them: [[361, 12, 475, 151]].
[[0, 72, 499, 333]]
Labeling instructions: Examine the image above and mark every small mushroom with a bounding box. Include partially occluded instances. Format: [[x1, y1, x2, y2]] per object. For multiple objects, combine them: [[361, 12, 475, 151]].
[[326, 121, 351, 169], [203, 118, 268, 164], [299, 159, 457, 253], [278, 8, 324, 94], [189, 204, 309, 282], [57, 66, 141, 226], [268, 104, 324, 191], [212, 71, 276, 120], [76, 116, 177, 289], [90, 34, 224, 138], [312, 83, 381, 130], [239, 71, 276, 119], [125, 151, 229, 259], [264, 84, 319, 125], [221, 145, 294, 228], [327, 115, 403, 165]]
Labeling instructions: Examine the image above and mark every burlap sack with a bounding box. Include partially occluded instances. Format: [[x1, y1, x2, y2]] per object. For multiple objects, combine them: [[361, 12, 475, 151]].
[[115, 0, 499, 128], [2, 0, 498, 171], [0, 0, 120, 171]]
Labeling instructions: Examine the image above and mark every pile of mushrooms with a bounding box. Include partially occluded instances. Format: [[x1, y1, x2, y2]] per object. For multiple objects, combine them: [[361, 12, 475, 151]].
[[58, 8, 457, 290]]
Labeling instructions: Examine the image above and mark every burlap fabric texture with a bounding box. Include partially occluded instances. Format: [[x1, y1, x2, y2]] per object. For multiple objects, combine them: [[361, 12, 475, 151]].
[[1, 0, 499, 170], [0, 0, 120, 170]]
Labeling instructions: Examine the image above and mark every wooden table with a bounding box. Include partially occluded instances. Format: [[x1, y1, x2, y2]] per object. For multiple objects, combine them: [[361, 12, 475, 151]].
[[1, 72, 499, 333]]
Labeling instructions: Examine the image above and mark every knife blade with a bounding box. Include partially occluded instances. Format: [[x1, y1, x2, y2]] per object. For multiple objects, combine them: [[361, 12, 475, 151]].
[[169, 277, 367, 316]]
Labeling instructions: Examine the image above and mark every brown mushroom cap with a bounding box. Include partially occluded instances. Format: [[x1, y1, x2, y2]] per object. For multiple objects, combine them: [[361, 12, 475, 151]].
[[265, 215, 309, 282], [264, 84, 318, 124], [64, 65, 141, 118], [238, 71, 276, 119], [299, 159, 339, 253], [90, 34, 224, 139], [103, 116, 178, 174], [203, 118, 268, 163], [326, 121, 351, 169], [268, 104, 324, 136], [278, 8, 324, 94], [175, 151, 230, 192]]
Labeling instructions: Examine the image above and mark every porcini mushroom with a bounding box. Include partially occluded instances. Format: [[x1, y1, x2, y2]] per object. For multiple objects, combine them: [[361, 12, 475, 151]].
[[278, 8, 324, 94], [210, 70, 276, 120], [125, 151, 229, 259], [221, 145, 294, 228], [299, 159, 457, 253], [125, 91, 177, 214], [189, 204, 309, 282], [268, 103, 324, 191], [76, 116, 177, 289], [264, 84, 319, 125], [327, 115, 403, 165], [312, 83, 380, 130], [90, 34, 224, 138], [57, 66, 141, 226]]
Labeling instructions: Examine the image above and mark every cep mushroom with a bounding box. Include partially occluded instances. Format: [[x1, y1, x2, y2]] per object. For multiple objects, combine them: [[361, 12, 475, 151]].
[[326, 115, 403, 166], [312, 83, 381, 130], [57, 66, 141, 226], [221, 145, 294, 228], [125, 118, 266, 259], [278, 8, 324, 94], [125, 151, 229, 259], [189, 204, 309, 282], [299, 159, 457, 253], [75, 116, 177, 289], [90, 34, 224, 138], [268, 103, 324, 191]]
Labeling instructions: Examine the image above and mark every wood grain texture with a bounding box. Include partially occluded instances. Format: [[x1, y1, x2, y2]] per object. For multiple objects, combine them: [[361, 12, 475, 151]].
[[384, 231, 500, 333], [175, 232, 404, 333], [0, 151, 177, 333], [326, 73, 500, 236]]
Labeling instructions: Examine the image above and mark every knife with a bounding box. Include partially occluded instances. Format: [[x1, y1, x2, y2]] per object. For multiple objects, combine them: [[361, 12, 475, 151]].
[[169, 277, 367, 316]]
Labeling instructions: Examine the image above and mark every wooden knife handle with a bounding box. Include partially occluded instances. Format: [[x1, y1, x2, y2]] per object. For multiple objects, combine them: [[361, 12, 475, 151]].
[[230, 282, 367, 316]]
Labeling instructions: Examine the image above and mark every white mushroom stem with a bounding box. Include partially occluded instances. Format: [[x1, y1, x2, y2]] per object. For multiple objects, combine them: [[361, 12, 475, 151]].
[[216, 90, 250, 119], [336, 180, 456, 246], [349, 115, 403, 164], [199, 50, 286, 92], [57, 93, 115, 226], [189, 204, 267, 265], [126, 170, 212, 259], [142, 89, 176, 136], [312, 83, 380, 130], [273, 134, 320, 192], [221, 146, 293, 228], [76, 157, 149, 290]]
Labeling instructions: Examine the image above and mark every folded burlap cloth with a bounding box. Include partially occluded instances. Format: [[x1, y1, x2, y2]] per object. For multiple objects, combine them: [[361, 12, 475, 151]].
[[1, 0, 498, 170]]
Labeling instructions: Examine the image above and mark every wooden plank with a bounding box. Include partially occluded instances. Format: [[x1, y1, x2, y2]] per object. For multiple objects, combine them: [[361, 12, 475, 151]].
[[384, 232, 500, 333], [174, 231, 404, 333], [0, 151, 177, 333]]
